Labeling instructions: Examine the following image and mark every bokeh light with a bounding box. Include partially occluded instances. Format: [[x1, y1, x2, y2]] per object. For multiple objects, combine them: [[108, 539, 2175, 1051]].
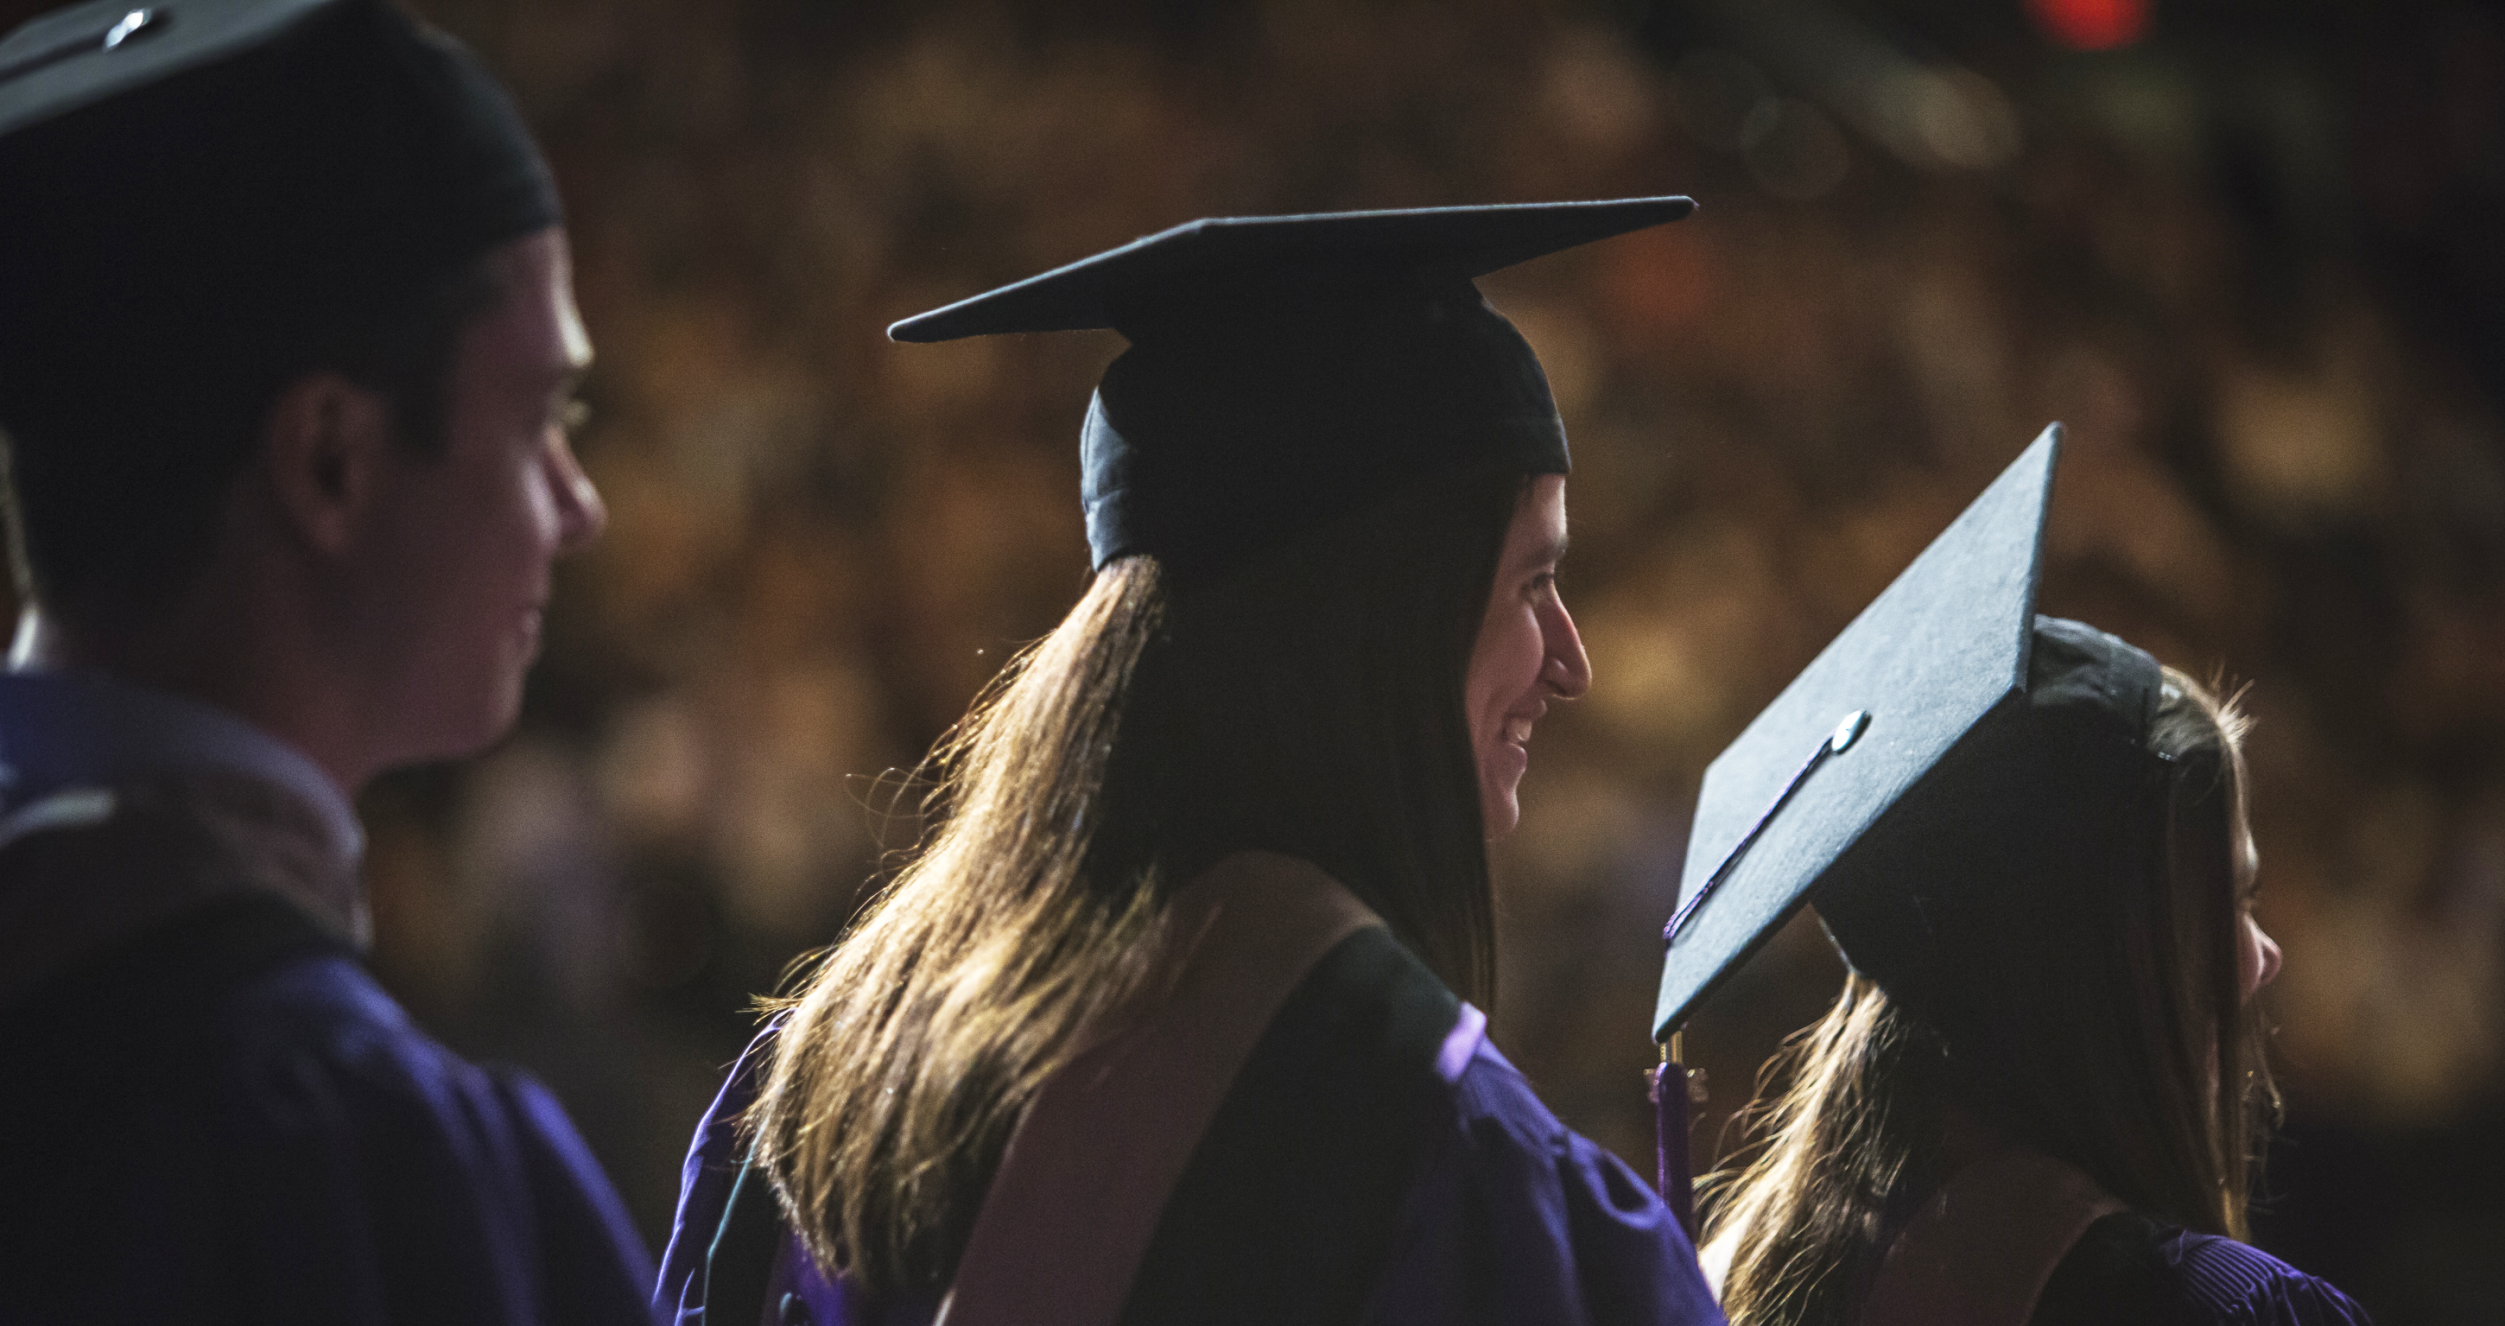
[[2029, 0, 2152, 52], [7, 2, 2497, 1320]]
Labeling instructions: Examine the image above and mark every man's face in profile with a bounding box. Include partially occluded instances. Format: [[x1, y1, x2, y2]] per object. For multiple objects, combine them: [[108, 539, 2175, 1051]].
[[348, 227, 605, 767]]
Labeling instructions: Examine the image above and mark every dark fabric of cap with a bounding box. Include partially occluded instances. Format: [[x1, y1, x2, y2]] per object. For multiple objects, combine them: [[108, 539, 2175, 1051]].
[[1808, 614, 2163, 1027], [888, 198, 1695, 577], [0, 0, 560, 447], [1652, 426, 2169, 1039]]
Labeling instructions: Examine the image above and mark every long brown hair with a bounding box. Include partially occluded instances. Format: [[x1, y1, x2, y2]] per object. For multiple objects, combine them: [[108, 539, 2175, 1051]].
[[1708, 667, 2277, 1326], [750, 462, 1525, 1296]]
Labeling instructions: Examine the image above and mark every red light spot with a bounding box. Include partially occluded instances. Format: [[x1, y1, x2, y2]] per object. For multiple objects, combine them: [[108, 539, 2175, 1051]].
[[2028, 0, 2149, 51]]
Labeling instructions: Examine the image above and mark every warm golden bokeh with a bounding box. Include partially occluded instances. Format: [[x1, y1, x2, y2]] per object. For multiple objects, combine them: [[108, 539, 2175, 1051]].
[[9, 1, 2496, 1318]]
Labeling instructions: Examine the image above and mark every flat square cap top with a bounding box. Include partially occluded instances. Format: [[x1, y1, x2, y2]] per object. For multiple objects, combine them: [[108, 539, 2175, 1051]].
[[885, 197, 1695, 576], [1653, 426, 2063, 1040], [0, 0, 328, 135], [888, 197, 1696, 342]]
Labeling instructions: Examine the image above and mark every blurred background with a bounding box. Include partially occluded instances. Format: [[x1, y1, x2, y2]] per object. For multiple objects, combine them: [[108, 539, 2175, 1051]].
[[17, 0, 2505, 1317]]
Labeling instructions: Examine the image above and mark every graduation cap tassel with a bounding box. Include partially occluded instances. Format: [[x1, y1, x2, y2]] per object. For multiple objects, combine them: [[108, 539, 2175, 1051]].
[[1653, 714, 1869, 1244], [1664, 709, 1872, 946], [1651, 1036, 1699, 1243]]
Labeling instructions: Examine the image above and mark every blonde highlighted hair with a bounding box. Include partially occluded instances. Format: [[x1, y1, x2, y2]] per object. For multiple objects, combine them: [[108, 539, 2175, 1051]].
[[749, 463, 1529, 1294]]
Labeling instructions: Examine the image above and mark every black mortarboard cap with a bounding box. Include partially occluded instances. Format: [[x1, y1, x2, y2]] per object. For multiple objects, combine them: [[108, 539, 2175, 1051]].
[[0, 0, 560, 442], [889, 198, 1695, 577], [1653, 425, 2171, 1040]]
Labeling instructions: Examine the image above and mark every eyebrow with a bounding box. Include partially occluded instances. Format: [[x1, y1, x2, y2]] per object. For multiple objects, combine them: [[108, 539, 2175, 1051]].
[[1525, 532, 1569, 567]]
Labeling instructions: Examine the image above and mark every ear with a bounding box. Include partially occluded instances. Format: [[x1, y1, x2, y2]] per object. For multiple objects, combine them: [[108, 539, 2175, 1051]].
[[259, 372, 399, 557]]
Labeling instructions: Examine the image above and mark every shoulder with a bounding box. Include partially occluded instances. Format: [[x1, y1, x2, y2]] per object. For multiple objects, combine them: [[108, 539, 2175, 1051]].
[[1448, 1037, 1695, 1248], [659, 1026, 779, 1319], [210, 943, 644, 1248], [1447, 1036, 1664, 1216], [1120, 924, 1468, 1322], [1, 898, 654, 1323], [1447, 1035, 1574, 1147], [2036, 1212, 2373, 1326], [219, 944, 484, 1101], [53, 896, 623, 1204], [2153, 1227, 2375, 1325], [1362, 1034, 1724, 1326], [154, 922, 531, 1153], [3, 895, 391, 1118], [1273, 920, 1695, 1271]]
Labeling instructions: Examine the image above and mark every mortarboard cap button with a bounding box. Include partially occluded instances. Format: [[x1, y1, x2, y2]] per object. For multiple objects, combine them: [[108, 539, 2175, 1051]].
[[103, 11, 164, 51], [1828, 710, 1870, 755], [0, 7, 163, 81]]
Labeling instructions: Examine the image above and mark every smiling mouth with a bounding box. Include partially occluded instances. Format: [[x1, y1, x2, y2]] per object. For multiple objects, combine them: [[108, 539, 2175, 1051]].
[[1502, 709, 1542, 748]]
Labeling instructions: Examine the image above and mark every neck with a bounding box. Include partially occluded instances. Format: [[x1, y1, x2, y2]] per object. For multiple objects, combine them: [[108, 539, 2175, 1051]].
[[1936, 1102, 2018, 1177], [11, 596, 374, 797]]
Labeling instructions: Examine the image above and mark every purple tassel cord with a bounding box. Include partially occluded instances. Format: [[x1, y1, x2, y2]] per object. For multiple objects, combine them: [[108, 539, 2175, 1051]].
[[1650, 1058, 1699, 1243]]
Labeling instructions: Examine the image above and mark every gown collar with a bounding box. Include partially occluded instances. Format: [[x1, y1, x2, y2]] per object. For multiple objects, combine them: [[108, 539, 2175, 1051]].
[[0, 670, 370, 1007], [0, 668, 362, 863]]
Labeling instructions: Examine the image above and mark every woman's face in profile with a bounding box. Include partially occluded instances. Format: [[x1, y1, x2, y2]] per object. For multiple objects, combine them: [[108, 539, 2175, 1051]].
[[1465, 474, 1592, 839], [2236, 820, 2284, 1002]]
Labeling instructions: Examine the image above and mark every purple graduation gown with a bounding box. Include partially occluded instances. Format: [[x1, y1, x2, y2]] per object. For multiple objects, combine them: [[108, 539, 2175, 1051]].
[[1841, 1141, 2371, 1326], [0, 672, 657, 1325], [657, 923, 1725, 1326], [2032, 1212, 2375, 1325]]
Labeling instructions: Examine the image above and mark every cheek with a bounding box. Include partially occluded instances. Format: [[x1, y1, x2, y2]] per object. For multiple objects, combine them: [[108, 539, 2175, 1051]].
[[1465, 607, 1540, 717], [522, 444, 572, 541], [410, 454, 558, 646], [474, 445, 570, 571]]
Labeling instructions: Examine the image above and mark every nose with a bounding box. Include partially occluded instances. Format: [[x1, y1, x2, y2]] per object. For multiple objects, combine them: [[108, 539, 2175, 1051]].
[[1542, 599, 1591, 700], [547, 432, 608, 553]]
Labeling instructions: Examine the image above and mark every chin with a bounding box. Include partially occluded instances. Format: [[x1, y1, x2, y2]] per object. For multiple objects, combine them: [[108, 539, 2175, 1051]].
[[403, 684, 528, 767], [470, 683, 530, 753], [1482, 795, 1521, 841]]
